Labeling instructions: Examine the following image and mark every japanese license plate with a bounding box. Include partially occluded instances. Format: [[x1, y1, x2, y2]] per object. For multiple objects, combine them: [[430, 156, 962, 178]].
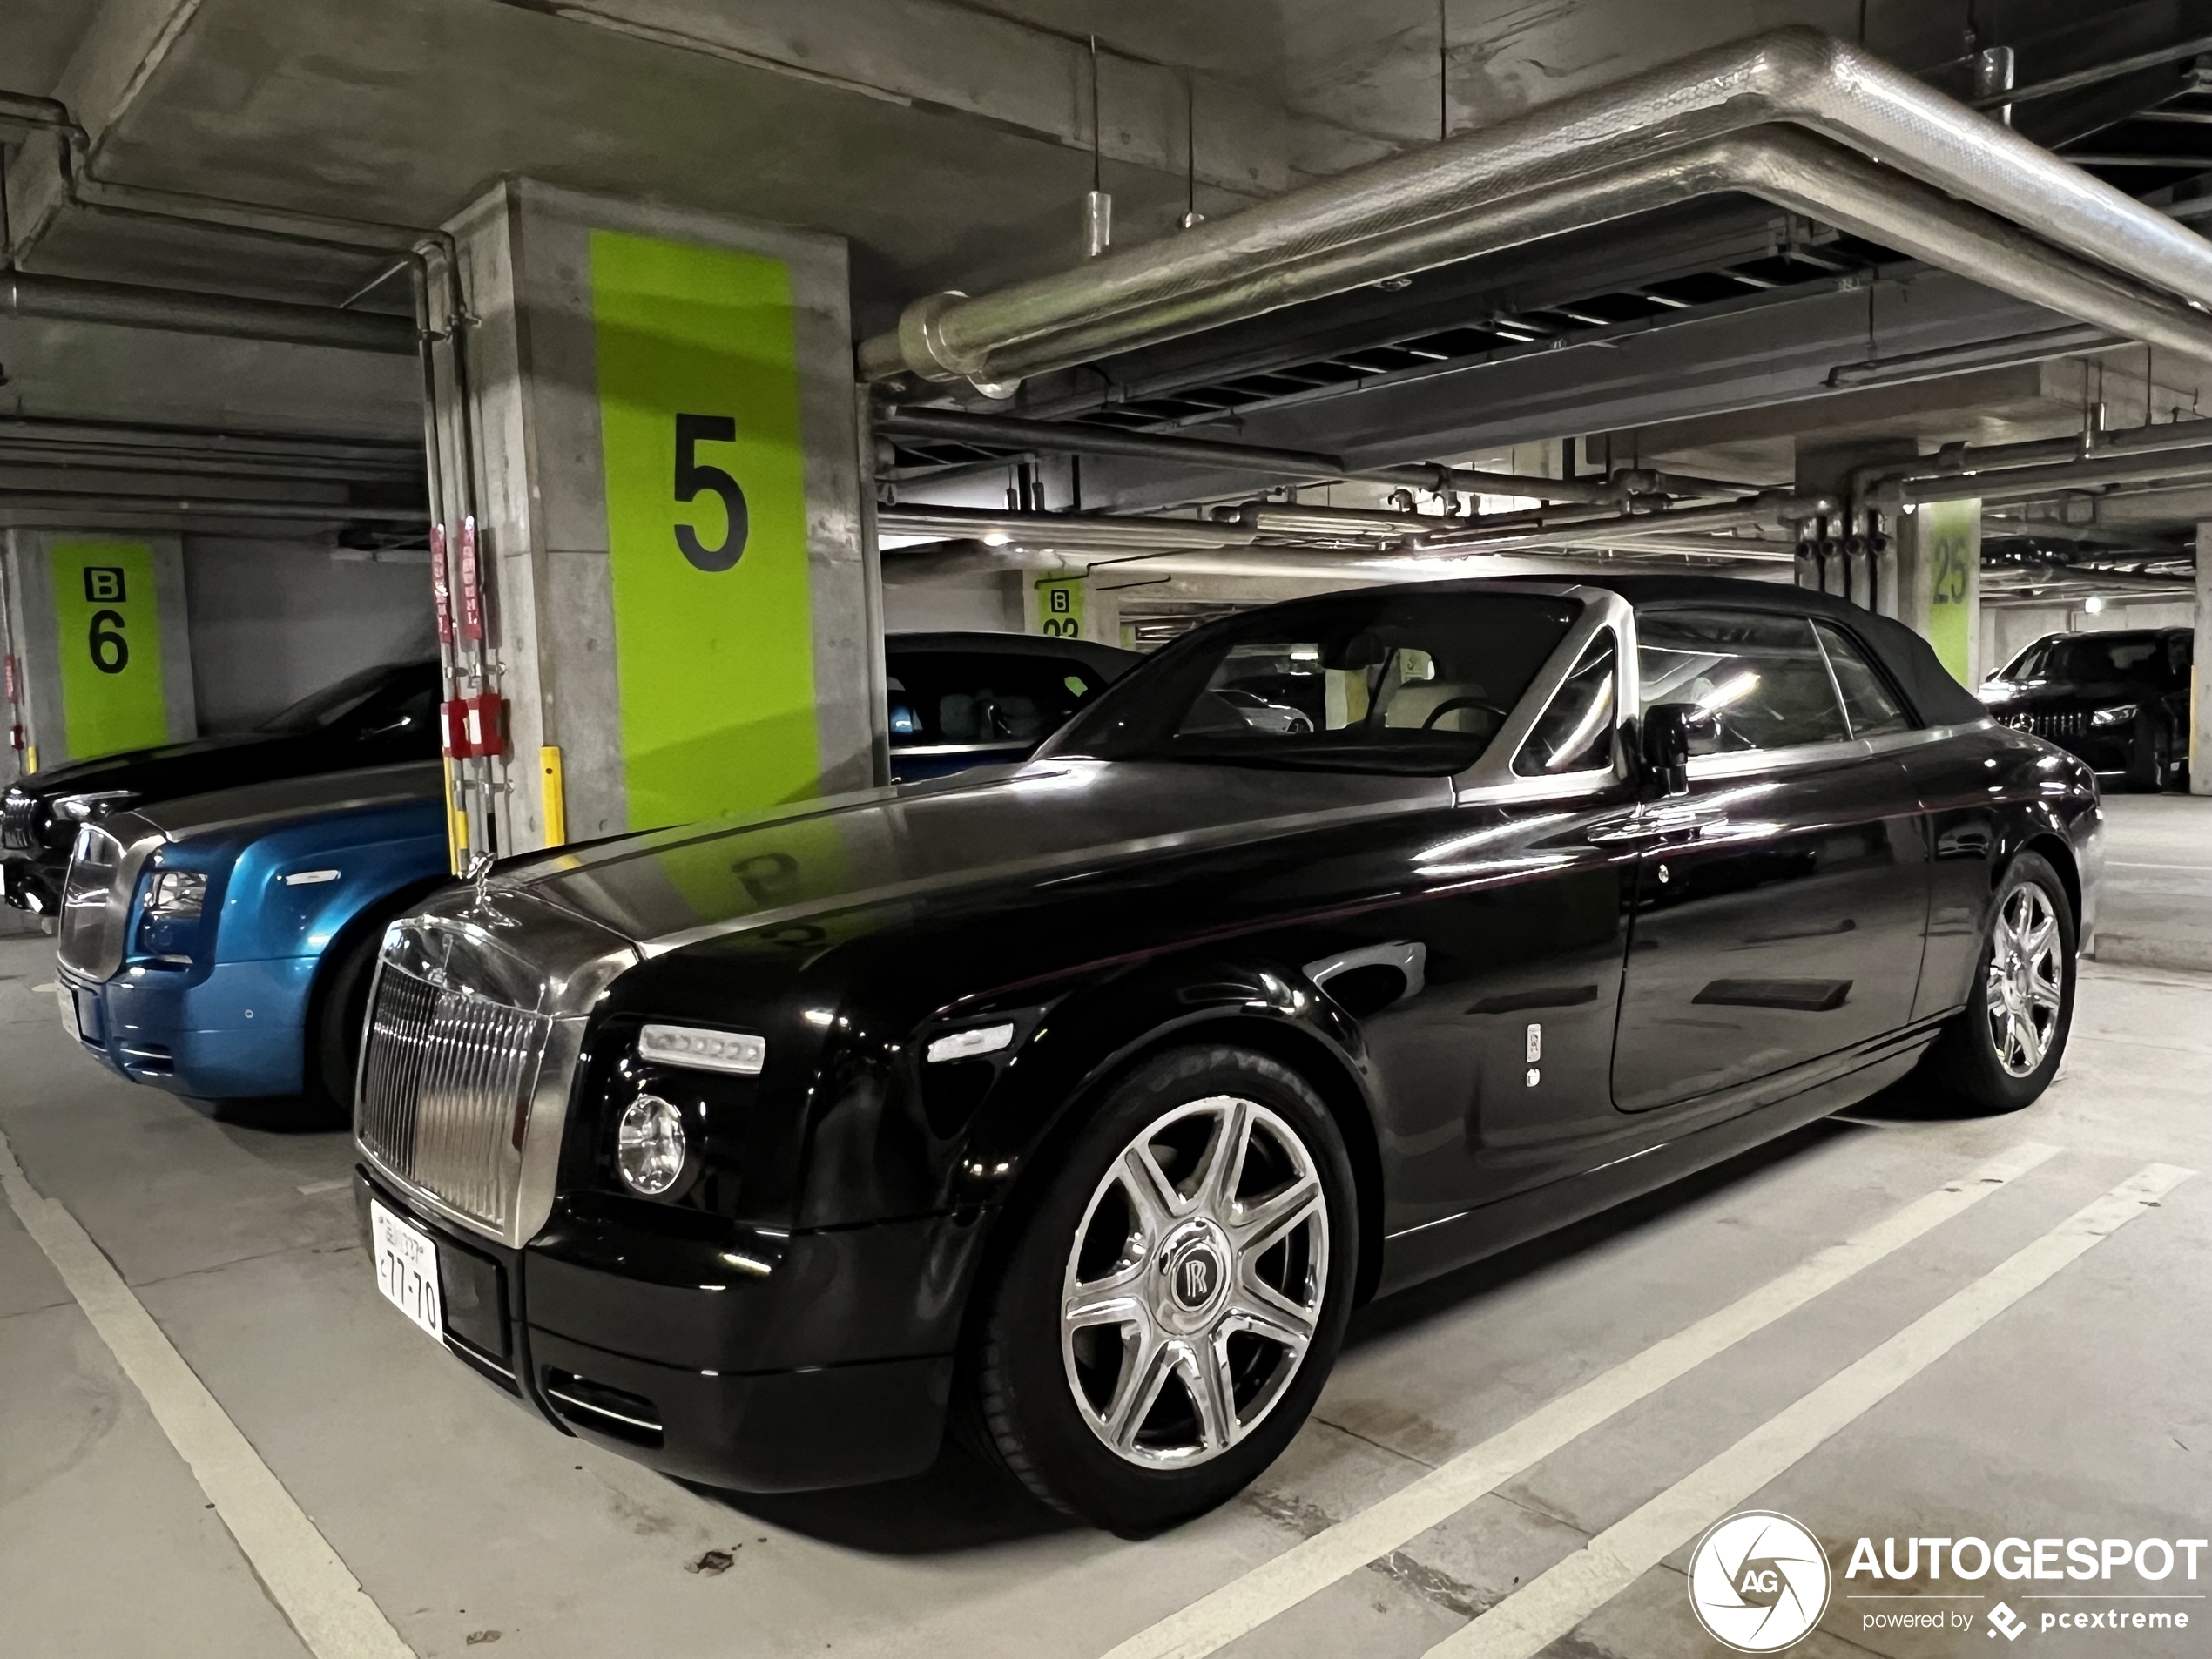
[[56, 984, 79, 1043], [370, 1199, 444, 1343]]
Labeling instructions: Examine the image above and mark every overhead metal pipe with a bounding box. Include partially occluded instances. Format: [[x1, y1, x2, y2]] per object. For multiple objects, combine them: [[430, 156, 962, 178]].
[[880, 540, 1779, 583], [0, 271, 417, 354], [876, 504, 1259, 550], [1905, 447, 2212, 504], [882, 543, 1436, 583], [0, 487, 425, 523], [1221, 502, 1454, 537], [876, 406, 1621, 502], [1870, 417, 2212, 482], [859, 28, 2212, 390], [1418, 490, 1824, 556]]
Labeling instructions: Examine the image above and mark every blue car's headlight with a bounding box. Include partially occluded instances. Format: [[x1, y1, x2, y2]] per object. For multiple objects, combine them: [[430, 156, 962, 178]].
[[145, 870, 207, 919]]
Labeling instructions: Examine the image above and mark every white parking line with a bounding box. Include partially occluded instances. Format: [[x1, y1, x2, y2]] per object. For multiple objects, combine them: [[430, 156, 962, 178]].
[[1425, 1161, 2195, 1659], [297, 1177, 354, 1197], [0, 1130, 415, 1659], [1101, 1141, 2060, 1659]]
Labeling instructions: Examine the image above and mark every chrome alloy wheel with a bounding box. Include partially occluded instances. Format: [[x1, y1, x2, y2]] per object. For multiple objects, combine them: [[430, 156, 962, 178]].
[[1060, 1095, 1330, 1469], [1985, 881, 2063, 1078]]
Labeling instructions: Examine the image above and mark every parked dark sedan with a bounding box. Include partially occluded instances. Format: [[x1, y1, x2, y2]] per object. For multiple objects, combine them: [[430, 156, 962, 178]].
[[886, 631, 1139, 783], [351, 577, 2095, 1533], [1979, 626, 2192, 791], [3, 658, 441, 914]]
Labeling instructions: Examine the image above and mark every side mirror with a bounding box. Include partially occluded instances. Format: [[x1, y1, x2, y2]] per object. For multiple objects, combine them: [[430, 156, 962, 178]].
[[1642, 701, 1718, 796]]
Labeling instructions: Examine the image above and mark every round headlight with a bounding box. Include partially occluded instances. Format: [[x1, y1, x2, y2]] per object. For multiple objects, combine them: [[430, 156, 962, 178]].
[[615, 1094, 688, 1197]]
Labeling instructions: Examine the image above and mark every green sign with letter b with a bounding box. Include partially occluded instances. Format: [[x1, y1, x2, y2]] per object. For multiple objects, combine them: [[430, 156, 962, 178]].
[[50, 539, 166, 762]]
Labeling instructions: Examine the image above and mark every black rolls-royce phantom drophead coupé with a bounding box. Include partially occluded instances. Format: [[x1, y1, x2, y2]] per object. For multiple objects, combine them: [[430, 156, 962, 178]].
[[352, 575, 2097, 1533]]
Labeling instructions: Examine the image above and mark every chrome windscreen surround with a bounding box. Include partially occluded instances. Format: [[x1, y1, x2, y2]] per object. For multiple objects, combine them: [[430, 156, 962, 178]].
[[1449, 585, 1637, 806], [354, 888, 637, 1250], [55, 814, 166, 982]]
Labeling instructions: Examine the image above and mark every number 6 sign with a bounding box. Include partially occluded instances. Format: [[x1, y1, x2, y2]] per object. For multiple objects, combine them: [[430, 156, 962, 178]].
[[48, 538, 169, 761]]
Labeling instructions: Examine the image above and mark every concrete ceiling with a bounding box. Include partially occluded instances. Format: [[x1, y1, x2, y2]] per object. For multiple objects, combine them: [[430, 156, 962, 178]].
[[4, 0, 2212, 563]]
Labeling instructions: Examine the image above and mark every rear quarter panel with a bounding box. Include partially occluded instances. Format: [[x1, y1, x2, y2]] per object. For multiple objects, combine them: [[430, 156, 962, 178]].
[[1892, 722, 2098, 1020]]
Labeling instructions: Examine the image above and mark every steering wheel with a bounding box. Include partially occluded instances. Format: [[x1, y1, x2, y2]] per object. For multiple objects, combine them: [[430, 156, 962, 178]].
[[1420, 695, 1511, 732]]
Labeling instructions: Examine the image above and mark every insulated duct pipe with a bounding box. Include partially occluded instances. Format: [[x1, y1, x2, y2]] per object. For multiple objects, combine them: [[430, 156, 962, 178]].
[[859, 27, 2212, 389], [0, 271, 417, 354]]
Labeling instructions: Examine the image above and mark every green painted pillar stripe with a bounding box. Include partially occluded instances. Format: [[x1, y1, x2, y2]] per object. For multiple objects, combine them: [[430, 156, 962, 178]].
[[51, 539, 167, 761], [591, 228, 819, 831], [1923, 498, 1979, 686]]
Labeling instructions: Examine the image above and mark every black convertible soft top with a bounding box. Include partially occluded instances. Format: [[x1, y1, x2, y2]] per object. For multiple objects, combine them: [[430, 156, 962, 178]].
[[1568, 575, 1987, 728], [1395, 573, 1986, 729]]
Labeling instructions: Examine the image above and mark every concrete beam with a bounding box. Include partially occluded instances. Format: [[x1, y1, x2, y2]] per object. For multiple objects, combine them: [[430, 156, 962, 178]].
[[4, 0, 203, 253], [485, 0, 1298, 196]]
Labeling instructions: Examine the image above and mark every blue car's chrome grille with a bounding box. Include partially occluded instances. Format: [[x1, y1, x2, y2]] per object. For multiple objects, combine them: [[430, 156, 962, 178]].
[[356, 959, 551, 1234]]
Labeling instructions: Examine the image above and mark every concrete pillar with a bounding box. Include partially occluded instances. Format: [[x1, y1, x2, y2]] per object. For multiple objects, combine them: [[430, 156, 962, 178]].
[[444, 179, 880, 853], [0, 529, 195, 772], [1898, 499, 1983, 688], [2193, 522, 2212, 795]]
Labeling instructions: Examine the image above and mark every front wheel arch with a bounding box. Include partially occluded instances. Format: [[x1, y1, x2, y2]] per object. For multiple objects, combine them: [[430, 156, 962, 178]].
[[952, 1008, 1385, 1381], [301, 875, 451, 1108], [2015, 830, 2080, 933]]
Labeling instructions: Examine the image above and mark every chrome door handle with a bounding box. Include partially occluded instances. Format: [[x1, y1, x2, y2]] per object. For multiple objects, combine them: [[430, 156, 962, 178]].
[[1585, 813, 1719, 846]]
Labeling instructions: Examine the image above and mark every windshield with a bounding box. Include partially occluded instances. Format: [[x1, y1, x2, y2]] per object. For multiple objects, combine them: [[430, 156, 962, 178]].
[[258, 662, 432, 734], [1047, 590, 1579, 775], [2000, 632, 2179, 687], [884, 650, 1109, 750]]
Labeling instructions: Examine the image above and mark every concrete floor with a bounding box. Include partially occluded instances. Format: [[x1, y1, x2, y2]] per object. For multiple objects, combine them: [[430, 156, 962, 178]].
[[2094, 794, 2212, 973], [2, 799, 2209, 1659]]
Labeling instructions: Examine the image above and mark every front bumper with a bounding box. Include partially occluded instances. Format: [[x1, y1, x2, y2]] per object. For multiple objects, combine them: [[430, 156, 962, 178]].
[[2, 853, 62, 915], [58, 958, 313, 1097], [355, 1168, 981, 1492]]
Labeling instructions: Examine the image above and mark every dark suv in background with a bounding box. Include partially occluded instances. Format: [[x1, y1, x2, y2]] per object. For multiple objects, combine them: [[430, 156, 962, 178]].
[[3, 659, 442, 915], [1980, 626, 2193, 792]]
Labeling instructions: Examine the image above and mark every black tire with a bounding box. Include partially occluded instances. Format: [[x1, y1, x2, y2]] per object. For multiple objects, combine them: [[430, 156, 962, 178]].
[[968, 1044, 1358, 1534], [307, 882, 444, 1116], [1918, 852, 2076, 1112], [2125, 711, 2163, 793], [306, 919, 387, 1117]]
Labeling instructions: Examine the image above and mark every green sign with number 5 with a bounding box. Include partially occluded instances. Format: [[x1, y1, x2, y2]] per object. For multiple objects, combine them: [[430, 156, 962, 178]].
[[50, 538, 166, 762], [592, 229, 816, 828]]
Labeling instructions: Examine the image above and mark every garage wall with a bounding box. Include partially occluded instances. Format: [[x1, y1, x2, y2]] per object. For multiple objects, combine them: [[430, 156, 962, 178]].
[[182, 539, 436, 732], [881, 567, 1023, 634]]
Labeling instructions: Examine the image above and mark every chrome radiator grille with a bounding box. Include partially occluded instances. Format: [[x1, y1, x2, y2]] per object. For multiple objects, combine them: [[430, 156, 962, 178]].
[[1, 791, 36, 851], [2002, 710, 2088, 741], [356, 959, 553, 1234], [56, 826, 128, 980]]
